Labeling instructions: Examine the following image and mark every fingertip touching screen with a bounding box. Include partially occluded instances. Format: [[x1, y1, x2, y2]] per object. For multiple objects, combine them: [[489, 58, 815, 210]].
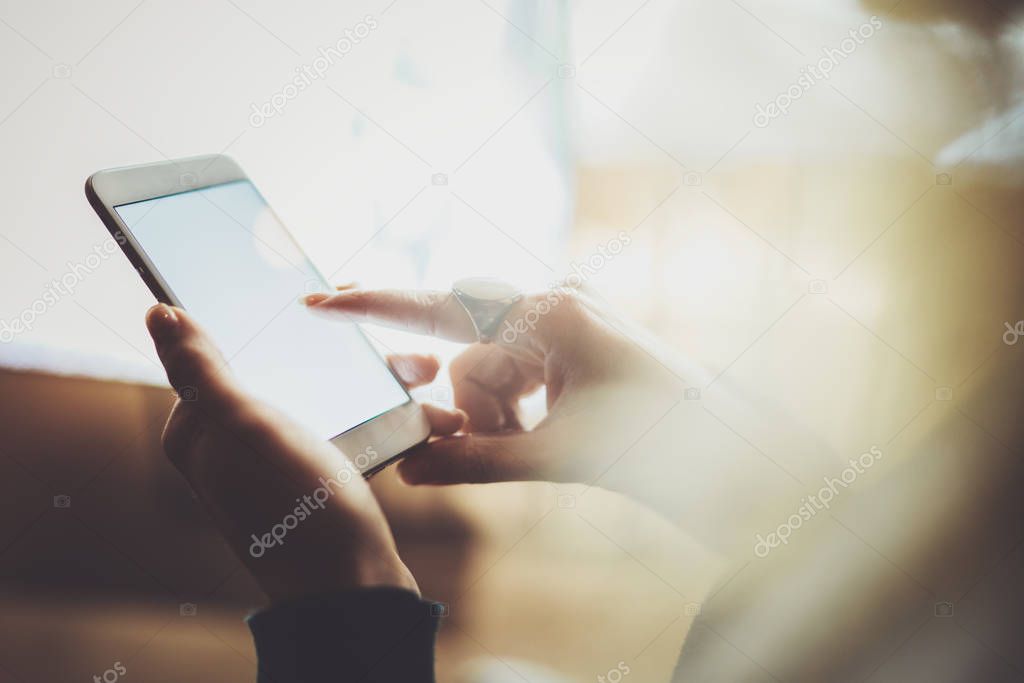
[[115, 180, 409, 440]]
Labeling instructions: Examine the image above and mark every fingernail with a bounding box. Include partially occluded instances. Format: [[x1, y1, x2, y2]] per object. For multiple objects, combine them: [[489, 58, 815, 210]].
[[300, 293, 329, 306], [146, 303, 179, 340]]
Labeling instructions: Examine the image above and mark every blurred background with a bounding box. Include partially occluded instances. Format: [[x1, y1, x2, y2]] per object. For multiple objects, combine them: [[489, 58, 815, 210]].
[[1, 0, 1023, 681]]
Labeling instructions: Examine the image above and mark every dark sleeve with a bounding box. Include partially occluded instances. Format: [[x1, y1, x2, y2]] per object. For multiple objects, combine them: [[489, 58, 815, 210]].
[[246, 587, 441, 683]]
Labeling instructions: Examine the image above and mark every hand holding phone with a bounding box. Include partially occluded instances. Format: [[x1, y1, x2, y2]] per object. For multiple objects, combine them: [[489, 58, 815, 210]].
[[86, 155, 430, 475], [143, 302, 464, 602]]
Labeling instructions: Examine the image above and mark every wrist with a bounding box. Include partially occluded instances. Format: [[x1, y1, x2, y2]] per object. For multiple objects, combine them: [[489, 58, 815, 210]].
[[253, 551, 419, 605], [355, 556, 420, 596]]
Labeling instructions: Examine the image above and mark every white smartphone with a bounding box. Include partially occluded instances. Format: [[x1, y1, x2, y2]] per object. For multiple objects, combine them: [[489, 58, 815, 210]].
[[85, 154, 430, 476]]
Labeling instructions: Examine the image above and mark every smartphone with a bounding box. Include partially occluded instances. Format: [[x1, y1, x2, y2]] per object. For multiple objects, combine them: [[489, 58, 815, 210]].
[[85, 154, 429, 476]]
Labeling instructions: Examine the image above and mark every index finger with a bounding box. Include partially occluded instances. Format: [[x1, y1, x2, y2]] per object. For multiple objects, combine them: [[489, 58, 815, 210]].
[[304, 289, 479, 343]]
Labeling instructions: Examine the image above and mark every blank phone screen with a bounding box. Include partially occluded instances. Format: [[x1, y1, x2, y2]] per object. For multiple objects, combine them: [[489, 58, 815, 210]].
[[115, 180, 409, 440]]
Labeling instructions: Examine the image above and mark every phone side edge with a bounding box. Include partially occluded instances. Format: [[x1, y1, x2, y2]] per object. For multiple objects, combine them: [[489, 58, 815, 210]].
[[85, 173, 176, 306]]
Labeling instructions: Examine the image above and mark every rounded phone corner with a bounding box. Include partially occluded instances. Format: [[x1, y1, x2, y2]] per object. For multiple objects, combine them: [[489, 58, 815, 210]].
[[329, 399, 431, 478]]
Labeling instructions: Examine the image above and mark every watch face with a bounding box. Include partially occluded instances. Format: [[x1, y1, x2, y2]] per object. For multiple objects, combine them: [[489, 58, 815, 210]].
[[453, 277, 521, 302]]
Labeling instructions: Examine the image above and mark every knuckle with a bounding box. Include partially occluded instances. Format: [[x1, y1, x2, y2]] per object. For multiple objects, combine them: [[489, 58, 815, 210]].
[[163, 336, 207, 383], [161, 398, 276, 466], [410, 353, 440, 381], [449, 349, 479, 379], [543, 289, 586, 326], [493, 436, 528, 478], [161, 406, 203, 467], [349, 290, 373, 316], [422, 293, 446, 337], [461, 437, 492, 483], [555, 288, 584, 312]]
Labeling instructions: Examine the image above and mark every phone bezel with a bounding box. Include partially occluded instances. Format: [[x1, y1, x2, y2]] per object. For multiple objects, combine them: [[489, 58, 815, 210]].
[[85, 154, 430, 477]]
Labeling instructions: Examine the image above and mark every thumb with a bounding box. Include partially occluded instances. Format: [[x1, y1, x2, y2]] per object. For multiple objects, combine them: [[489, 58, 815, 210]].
[[397, 431, 546, 485], [145, 304, 242, 412]]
